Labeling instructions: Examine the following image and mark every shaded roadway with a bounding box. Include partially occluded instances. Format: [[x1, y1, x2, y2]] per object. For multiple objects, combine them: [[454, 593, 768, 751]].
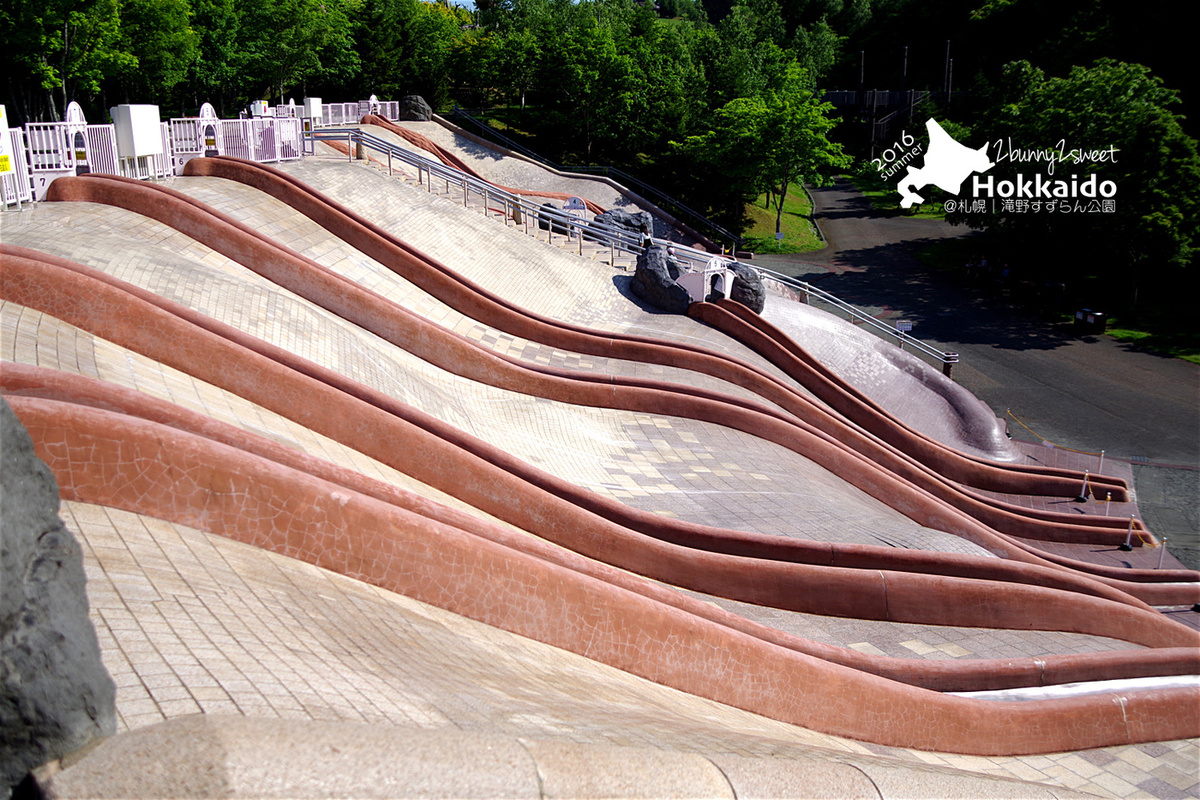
[[747, 177, 1200, 570]]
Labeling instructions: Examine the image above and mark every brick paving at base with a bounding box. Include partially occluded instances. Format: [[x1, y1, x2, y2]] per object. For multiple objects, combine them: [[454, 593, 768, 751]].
[[3, 152, 1197, 797], [66, 501, 1200, 799]]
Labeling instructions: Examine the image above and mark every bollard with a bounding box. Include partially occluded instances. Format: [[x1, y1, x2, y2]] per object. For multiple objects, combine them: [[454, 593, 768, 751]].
[[1097, 449, 1105, 474], [1119, 515, 1134, 551], [1157, 537, 1168, 569], [1074, 471, 1091, 503], [1105, 492, 1112, 516]]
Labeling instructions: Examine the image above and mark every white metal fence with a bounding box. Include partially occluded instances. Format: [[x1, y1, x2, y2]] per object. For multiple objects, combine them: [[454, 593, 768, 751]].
[[219, 117, 302, 163], [4, 98, 391, 207], [317, 100, 399, 128], [1, 128, 33, 205]]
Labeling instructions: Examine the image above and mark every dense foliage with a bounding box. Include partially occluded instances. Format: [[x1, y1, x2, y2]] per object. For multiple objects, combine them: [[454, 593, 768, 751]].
[[1, 0, 1194, 313]]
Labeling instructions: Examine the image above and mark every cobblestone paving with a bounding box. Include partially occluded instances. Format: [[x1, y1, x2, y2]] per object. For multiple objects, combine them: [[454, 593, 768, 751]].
[[3, 154, 1197, 798], [67, 501, 1199, 799]]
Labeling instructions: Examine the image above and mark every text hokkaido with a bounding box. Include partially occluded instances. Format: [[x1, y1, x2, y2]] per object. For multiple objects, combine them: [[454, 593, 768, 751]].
[[971, 173, 1116, 199]]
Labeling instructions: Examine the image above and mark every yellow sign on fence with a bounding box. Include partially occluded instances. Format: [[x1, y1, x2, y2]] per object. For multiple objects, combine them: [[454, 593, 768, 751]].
[[0, 104, 13, 176]]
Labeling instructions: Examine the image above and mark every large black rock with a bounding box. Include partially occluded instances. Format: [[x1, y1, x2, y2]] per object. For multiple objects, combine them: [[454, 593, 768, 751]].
[[536, 202, 572, 235], [592, 208, 654, 237], [630, 245, 692, 314], [1, 399, 116, 792], [398, 95, 432, 121], [728, 261, 766, 314]]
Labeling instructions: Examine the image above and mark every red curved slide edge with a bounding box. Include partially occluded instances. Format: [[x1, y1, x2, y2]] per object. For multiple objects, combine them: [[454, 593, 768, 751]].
[[11, 242, 1185, 610], [695, 298, 1130, 502], [32, 183, 1185, 599], [9, 244, 1190, 614], [6, 196, 1195, 604], [82, 165, 1133, 549], [706, 296, 1130, 495], [357, 115, 608, 215], [36, 175, 1147, 553], [699, 299, 1136, 530], [690, 301, 1173, 571], [10, 370, 1197, 695], [45, 173, 1184, 576], [9, 396, 1198, 755], [31, 189, 1192, 605], [180, 156, 1124, 508], [8, 247, 1199, 637]]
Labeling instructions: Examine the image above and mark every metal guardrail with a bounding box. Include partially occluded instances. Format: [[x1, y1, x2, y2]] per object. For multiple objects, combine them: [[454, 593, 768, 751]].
[[311, 128, 651, 258], [756, 266, 959, 375], [310, 127, 959, 376], [449, 108, 743, 250]]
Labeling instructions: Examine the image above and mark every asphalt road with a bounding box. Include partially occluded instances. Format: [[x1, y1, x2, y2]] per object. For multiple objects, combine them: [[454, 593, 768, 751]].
[[749, 177, 1200, 569]]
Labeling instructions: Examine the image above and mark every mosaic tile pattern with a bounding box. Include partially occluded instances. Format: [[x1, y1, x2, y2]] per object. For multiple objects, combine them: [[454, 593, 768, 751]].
[[3, 152, 1196, 796]]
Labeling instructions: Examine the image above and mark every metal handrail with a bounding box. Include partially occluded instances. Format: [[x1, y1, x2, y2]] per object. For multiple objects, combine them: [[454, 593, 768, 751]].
[[449, 108, 743, 248], [310, 128, 649, 255], [755, 266, 959, 373], [308, 127, 958, 375]]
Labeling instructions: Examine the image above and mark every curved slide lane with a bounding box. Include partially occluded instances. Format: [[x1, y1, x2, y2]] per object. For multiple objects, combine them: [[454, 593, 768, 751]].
[[184, 156, 1125, 504], [7, 364, 1196, 697], [12, 245, 1197, 634], [7, 392, 1198, 755], [36, 172, 1200, 604], [46, 169, 1190, 573]]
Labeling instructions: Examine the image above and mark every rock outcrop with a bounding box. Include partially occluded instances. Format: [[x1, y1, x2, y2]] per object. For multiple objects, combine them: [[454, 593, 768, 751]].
[[630, 245, 692, 314], [398, 95, 432, 122], [592, 208, 654, 237], [727, 261, 766, 314], [1, 399, 115, 794]]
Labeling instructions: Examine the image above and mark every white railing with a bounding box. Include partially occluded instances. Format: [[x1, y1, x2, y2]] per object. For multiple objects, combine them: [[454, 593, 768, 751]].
[[757, 268, 959, 375], [2, 128, 33, 205], [22, 121, 121, 199], [4, 98, 414, 204], [315, 100, 400, 128], [219, 118, 302, 164]]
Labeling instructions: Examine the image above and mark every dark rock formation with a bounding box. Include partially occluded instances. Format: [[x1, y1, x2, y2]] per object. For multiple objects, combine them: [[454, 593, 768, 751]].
[[1, 399, 115, 794], [728, 261, 766, 314], [536, 203, 571, 235], [592, 208, 654, 237], [630, 245, 692, 314], [398, 96, 433, 122]]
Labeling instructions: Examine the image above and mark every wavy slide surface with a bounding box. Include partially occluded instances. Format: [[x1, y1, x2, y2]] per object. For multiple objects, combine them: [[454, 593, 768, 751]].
[[3, 158, 1197, 755]]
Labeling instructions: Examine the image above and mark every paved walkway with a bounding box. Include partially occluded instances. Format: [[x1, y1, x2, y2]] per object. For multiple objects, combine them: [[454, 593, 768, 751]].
[[3, 158, 1197, 797], [750, 177, 1200, 571]]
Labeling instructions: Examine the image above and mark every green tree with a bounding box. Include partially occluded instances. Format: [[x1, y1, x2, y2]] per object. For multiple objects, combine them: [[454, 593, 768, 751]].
[[355, 0, 462, 106], [112, 0, 201, 105], [185, 0, 244, 115], [675, 63, 849, 231], [241, 0, 361, 104], [949, 59, 1200, 313], [494, 28, 542, 109], [1, 0, 134, 122]]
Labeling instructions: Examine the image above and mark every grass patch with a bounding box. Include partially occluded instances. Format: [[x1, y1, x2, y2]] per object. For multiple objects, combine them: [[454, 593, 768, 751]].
[[741, 183, 823, 254], [847, 165, 946, 219], [1107, 325, 1200, 364]]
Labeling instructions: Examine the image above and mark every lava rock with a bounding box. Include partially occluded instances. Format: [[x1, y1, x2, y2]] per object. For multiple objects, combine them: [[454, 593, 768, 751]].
[[728, 261, 766, 314], [536, 203, 571, 235], [630, 245, 692, 314], [1, 399, 116, 792], [592, 208, 654, 237], [398, 95, 432, 122]]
